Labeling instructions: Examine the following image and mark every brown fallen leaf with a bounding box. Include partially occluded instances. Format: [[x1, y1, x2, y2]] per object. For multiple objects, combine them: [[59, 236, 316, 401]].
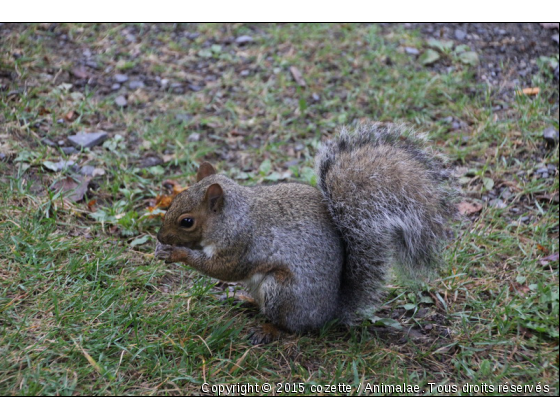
[[155, 194, 174, 210], [457, 201, 483, 215], [65, 110, 79, 122], [520, 87, 540, 96], [535, 193, 559, 204], [537, 244, 549, 254], [87, 199, 97, 212], [539, 253, 559, 267], [434, 343, 457, 354], [38, 106, 51, 116], [172, 184, 188, 195], [162, 179, 188, 195], [289, 66, 306, 87], [72, 66, 89, 80], [150, 180, 189, 213], [510, 282, 531, 297], [51, 176, 90, 202]]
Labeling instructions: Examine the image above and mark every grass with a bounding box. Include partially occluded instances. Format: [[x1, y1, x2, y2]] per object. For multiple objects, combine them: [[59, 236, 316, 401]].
[[0, 23, 558, 395]]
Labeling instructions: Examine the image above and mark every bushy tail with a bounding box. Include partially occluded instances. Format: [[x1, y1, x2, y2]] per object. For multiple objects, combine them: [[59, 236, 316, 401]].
[[316, 122, 455, 323]]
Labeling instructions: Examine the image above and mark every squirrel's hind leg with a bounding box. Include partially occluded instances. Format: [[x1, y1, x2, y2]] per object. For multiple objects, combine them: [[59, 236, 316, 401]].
[[248, 323, 283, 345]]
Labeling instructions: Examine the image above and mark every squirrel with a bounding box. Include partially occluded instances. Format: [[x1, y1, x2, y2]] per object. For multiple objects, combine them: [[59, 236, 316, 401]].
[[155, 122, 455, 344]]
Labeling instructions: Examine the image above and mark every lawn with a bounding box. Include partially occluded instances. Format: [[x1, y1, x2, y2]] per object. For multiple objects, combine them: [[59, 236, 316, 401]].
[[0, 23, 558, 395]]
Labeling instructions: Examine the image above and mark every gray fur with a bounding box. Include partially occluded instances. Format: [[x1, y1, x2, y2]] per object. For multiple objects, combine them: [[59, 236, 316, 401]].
[[158, 175, 344, 333], [157, 122, 454, 333], [316, 122, 455, 323]]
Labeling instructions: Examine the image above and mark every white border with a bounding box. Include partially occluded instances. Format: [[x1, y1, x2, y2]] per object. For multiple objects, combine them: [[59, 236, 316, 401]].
[[2, 1, 560, 22]]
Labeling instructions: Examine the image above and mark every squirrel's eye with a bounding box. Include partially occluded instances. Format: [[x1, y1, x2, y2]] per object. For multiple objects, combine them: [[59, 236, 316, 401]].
[[180, 218, 194, 228]]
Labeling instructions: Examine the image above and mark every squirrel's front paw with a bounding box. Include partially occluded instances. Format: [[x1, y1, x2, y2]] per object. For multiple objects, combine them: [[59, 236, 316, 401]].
[[155, 242, 174, 262], [155, 242, 192, 263]]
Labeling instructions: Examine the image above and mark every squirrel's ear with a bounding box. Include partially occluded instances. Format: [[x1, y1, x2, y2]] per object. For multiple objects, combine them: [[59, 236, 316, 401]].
[[205, 183, 224, 213], [197, 162, 216, 182]]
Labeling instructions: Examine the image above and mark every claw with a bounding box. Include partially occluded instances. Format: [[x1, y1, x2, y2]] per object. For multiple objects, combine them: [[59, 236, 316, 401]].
[[248, 323, 282, 345], [154, 241, 173, 261]]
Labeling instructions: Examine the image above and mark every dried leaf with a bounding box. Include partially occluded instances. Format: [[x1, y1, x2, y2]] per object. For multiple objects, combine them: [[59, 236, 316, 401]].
[[156, 180, 187, 209], [537, 244, 549, 254], [289, 66, 306, 87], [510, 282, 531, 297], [38, 106, 51, 116], [434, 344, 456, 354], [148, 178, 188, 214], [539, 253, 559, 266], [535, 193, 559, 203], [145, 208, 166, 218], [155, 194, 174, 209], [67, 178, 90, 202], [457, 201, 483, 215], [520, 87, 540, 96], [92, 168, 105, 177], [87, 199, 97, 212], [172, 184, 188, 195], [51, 176, 90, 202], [78, 345, 103, 374], [65, 110, 79, 122], [72, 66, 89, 79]]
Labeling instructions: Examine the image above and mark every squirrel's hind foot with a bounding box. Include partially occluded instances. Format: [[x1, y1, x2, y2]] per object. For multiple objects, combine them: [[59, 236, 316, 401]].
[[248, 323, 283, 345]]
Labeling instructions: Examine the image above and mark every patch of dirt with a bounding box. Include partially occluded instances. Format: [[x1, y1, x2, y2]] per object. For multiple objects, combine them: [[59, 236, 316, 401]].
[[367, 304, 453, 349], [401, 23, 559, 100]]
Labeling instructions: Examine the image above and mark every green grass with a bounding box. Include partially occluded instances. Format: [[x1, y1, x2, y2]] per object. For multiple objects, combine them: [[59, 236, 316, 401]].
[[0, 23, 558, 395]]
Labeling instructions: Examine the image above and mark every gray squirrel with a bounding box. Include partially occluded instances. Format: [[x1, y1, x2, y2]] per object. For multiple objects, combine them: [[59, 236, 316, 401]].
[[155, 122, 455, 344]]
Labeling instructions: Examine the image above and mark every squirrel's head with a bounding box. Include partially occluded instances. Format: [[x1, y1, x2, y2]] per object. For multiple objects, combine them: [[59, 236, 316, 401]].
[[157, 162, 224, 248]]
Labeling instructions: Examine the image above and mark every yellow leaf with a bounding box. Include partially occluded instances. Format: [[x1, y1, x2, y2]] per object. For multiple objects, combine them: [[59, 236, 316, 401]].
[[78, 345, 103, 374], [520, 87, 540, 96]]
